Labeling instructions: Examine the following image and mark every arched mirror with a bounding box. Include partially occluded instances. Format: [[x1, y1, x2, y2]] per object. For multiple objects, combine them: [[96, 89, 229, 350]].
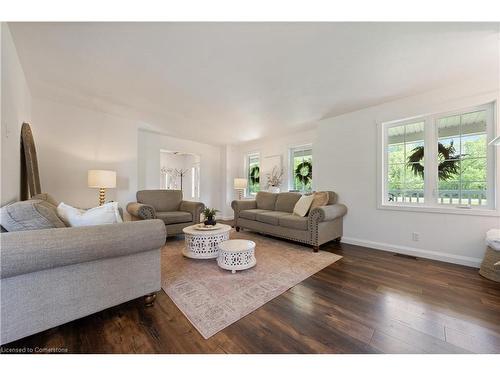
[[20, 122, 41, 200]]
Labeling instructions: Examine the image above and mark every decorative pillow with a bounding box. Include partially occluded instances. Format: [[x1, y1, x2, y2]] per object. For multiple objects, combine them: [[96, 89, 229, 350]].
[[0, 200, 66, 232], [57, 202, 123, 227], [310, 191, 329, 210], [293, 194, 315, 217]]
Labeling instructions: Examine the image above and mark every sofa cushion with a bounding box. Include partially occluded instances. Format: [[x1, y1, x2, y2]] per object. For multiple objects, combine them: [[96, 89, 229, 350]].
[[0, 200, 66, 232], [279, 214, 308, 230], [275, 192, 301, 213], [57, 202, 123, 227], [310, 191, 329, 210], [156, 211, 192, 224], [293, 194, 314, 217], [239, 209, 269, 221], [137, 190, 182, 212], [255, 211, 289, 225], [255, 192, 278, 210]]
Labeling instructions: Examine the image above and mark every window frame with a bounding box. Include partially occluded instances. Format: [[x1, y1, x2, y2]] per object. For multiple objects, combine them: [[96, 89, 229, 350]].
[[245, 152, 260, 197], [378, 102, 498, 216], [288, 144, 313, 192]]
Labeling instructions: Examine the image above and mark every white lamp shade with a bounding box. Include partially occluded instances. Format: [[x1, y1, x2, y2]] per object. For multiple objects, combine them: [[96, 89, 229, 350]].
[[88, 170, 116, 188], [234, 178, 248, 189]]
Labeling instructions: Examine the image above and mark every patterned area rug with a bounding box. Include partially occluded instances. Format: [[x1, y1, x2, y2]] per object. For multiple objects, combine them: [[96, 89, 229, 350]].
[[161, 229, 342, 339]]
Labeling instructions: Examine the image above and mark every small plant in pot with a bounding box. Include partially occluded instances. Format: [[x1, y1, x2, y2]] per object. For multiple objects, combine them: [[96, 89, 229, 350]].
[[202, 207, 220, 226]]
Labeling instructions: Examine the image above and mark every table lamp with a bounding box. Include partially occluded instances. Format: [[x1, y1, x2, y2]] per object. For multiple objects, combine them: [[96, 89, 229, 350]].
[[234, 178, 248, 200], [88, 170, 116, 206]]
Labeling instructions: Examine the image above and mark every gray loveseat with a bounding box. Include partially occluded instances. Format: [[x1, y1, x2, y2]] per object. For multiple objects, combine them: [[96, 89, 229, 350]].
[[0, 219, 166, 345], [232, 191, 347, 251], [127, 190, 204, 236]]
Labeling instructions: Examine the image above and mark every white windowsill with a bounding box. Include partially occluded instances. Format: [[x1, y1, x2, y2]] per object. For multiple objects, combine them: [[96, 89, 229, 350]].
[[378, 203, 500, 217]]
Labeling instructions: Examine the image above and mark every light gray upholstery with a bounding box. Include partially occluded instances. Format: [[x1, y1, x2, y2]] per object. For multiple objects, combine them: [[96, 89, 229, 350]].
[[231, 200, 257, 215], [255, 192, 278, 210], [0, 219, 166, 345], [127, 202, 156, 220], [255, 211, 289, 225], [0, 199, 66, 232], [156, 211, 192, 225], [279, 214, 308, 230], [179, 200, 205, 223], [137, 189, 182, 212], [239, 209, 269, 220], [128, 190, 205, 236], [1, 220, 165, 279], [232, 191, 347, 249], [238, 217, 310, 243], [309, 204, 347, 222], [274, 192, 301, 213]]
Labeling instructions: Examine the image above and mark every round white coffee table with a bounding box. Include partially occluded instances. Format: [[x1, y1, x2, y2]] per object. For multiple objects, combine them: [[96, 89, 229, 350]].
[[217, 239, 256, 273], [182, 223, 231, 259]]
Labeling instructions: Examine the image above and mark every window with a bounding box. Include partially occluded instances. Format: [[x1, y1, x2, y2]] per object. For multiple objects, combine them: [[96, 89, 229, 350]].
[[247, 153, 260, 196], [437, 111, 488, 206], [290, 145, 313, 192], [387, 121, 425, 203], [381, 103, 496, 211]]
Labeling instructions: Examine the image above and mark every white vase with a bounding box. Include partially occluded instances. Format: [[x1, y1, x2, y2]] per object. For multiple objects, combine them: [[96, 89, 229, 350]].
[[269, 186, 281, 193]]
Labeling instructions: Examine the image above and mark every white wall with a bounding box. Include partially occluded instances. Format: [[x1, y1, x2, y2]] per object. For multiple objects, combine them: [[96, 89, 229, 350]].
[[32, 97, 224, 217], [138, 129, 222, 211], [1, 23, 32, 205], [223, 128, 316, 218], [32, 96, 139, 209], [315, 80, 500, 267]]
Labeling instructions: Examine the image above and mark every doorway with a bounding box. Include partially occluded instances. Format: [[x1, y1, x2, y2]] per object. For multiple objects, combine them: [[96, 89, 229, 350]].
[[160, 150, 200, 200]]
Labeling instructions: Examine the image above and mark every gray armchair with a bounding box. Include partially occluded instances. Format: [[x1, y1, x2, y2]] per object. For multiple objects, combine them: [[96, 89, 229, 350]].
[[127, 190, 204, 236]]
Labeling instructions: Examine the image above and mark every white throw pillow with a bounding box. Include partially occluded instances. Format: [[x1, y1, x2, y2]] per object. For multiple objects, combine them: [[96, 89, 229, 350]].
[[57, 202, 123, 227], [293, 194, 315, 217]]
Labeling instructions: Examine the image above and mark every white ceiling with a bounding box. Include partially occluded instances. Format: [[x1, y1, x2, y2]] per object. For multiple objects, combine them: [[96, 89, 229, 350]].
[[9, 22, 500, 145]]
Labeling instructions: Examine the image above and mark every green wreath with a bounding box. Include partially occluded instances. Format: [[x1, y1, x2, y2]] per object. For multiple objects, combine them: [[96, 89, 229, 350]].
[[407, 142, 462, 181], [249, 165, 260, 185], [295, 160, 312, 186]]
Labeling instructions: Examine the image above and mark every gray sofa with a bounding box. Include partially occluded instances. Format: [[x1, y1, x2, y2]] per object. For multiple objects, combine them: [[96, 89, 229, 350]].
[[127, 190, 204, 236], [0, 219, 166, 345], [232, 191, 347, 251]]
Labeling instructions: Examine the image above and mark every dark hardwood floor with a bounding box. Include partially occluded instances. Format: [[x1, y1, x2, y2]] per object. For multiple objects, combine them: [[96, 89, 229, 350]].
[[3, 234, 500, 353]]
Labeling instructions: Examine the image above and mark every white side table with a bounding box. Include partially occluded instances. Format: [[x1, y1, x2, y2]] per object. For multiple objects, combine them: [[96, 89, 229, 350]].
[[217, 239, 256, 273], [182, 224, 231, 259]]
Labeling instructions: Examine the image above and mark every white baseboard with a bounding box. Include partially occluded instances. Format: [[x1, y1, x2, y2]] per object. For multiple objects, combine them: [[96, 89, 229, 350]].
[[341, 236, 482, 268]]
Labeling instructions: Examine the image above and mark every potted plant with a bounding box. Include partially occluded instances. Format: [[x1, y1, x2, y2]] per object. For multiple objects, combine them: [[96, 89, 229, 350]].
[[202, 207, 220, 226]]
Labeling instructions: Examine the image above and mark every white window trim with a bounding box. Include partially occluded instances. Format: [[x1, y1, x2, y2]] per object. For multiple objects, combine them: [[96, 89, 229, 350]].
[[288, 144, 313, 191], [245, 151, 260, 197], [377, 101, 499, 217]]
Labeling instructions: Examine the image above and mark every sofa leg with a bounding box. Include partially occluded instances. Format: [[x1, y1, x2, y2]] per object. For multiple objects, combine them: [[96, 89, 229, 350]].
[[144, 293, 156, 307], [334, 237, 341, 243], [313, 245, 319, 252], [235, 226, 240, 232]]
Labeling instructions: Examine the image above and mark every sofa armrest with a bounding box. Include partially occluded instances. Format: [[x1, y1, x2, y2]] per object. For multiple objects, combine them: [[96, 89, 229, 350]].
[[179, 200, 205, 223], [127, 202, 156, 220], [231, 200, 257, 214], [0, 220, 166, 279], [309, 204, 347, 223]]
